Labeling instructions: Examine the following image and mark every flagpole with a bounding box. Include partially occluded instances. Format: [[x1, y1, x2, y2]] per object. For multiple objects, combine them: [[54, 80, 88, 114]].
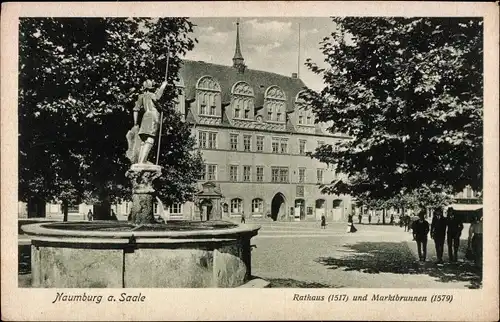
[[156, 44, 170, 165]]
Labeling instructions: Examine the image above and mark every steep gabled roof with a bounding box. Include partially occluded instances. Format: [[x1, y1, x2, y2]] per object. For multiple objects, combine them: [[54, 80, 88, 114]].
[[178, 60, 307, 112]]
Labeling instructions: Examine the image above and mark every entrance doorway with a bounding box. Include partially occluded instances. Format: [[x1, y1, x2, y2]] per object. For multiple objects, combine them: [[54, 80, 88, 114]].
[[332, 199, 343, 222], [200, 199, 213, 221], [294, 199, 305, 221], [270, 193, 286, 221], [315, 199, 326, 221]]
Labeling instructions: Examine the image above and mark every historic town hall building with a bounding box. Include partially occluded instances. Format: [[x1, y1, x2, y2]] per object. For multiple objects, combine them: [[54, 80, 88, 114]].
[[166, 21, 352, 222]]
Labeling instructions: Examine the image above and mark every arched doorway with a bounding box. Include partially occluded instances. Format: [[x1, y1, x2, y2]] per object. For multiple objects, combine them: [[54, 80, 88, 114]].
[[270, 193, 286, 221]]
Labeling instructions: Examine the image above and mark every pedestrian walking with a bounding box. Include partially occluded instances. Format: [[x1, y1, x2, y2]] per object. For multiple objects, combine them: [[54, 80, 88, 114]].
[[390, 213, 394, 225], [446, 207, 463, 262], [431, 208, 447, 264], [241, 211, 246, 224], [346, 214, 357, 233], [368, 213, 372, 225], [358, 213, 362, 224], [321, 214, 326, 229], [87, 209, 93, 221], [412, 210, 430, 262], [467, 210, 483, 267]]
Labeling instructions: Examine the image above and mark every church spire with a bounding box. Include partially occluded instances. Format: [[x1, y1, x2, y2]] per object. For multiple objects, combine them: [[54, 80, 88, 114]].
[[232, 18, 246, 73]]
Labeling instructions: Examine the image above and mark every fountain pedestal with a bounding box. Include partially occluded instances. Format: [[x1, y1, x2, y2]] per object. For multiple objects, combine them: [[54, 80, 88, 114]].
[[126, 163, 162, 224]]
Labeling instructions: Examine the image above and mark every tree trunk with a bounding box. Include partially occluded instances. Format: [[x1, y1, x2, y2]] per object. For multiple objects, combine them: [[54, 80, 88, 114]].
[[382, 208, 386, 225], [94, 199, 111, 220], [62, 199, 69, 222]]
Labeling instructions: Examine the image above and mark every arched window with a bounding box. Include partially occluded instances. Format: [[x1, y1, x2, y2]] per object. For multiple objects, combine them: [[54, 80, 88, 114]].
[[295, 90, 314, 126], [252, 198, 264, 214], [231, 81, 255, 120], [196, 76, 221, 116], [264, 85, 286, 122], [230, 198, 243, 215]]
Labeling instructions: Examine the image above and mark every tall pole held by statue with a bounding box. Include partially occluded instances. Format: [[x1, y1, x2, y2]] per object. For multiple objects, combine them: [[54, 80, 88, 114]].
[[156, 43, 170, 165]]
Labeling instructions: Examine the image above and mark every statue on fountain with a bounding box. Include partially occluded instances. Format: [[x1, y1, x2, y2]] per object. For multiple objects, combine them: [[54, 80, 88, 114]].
[[126, 79, 168, 164], [125, 79, 167, 224]]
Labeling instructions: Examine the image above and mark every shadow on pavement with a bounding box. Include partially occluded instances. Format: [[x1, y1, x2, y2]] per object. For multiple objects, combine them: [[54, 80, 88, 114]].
[[263, 277, 338, 288], [315, 241, 482, 289]]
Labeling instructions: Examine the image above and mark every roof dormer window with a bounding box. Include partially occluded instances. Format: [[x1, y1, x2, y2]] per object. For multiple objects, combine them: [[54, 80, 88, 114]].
[[231, 81, 254, 120], [196, 75, 221, 117], [264, 85, 286, 123]]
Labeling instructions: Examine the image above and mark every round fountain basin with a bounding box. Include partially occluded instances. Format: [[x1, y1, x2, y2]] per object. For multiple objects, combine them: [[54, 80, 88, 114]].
[[22, 221, 260, 288]]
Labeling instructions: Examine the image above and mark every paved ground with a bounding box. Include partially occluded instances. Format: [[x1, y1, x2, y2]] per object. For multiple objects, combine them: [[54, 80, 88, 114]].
[[18, 220, 481, 289], [250, 221, 482, 289]]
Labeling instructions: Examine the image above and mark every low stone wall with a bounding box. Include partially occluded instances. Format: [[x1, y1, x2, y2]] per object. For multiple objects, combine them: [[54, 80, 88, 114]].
[[23, 222, 260, 288]]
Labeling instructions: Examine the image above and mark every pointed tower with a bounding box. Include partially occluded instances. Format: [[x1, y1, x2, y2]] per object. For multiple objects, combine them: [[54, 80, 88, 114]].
[[232, 18, 246, 73]]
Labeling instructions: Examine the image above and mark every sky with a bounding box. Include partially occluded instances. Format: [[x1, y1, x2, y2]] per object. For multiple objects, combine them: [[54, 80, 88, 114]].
[[183, 17, 337, 91]]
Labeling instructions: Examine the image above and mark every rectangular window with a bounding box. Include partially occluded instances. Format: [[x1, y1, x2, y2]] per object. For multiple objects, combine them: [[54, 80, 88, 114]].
[[271, 167, 280, 182], [252, 199, 263, 214], [276, 112, 282, 122], [268, 105, 273, 120], [210, 105, 216, 116], [200, 95, 207, 115], [256, 166, 264, 182], [317, 168, 324, 184], [244, 109, 250, 119], [198, 131, 207, 149], [234, 100, 241, 118], [206, 164, 217, 181], [199, 165, 206, 180], [231, 199, 242, 214], [229, 165, 238, 182], [169, 203, 182, 215], [230, 134, 239, 151], [298, 114, 304, 124], [299, 140, 306, 155], [243, 135, 251, 152], [272, 138, 279, 153], [256, 136, 264, 152], [208, 132, 217, 149], [243, 166, 251, 182], [279, 167, 289, 183], [280, 139, 288, 154], [299, 168, 306, 183], [306, 115, 311, 124]]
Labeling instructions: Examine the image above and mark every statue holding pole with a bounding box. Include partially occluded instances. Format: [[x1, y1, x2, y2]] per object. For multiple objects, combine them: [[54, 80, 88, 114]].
[[125, 44, 170, 224]]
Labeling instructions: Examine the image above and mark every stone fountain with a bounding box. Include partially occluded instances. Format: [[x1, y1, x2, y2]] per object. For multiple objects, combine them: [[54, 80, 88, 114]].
[[22, 79, 260, 288]]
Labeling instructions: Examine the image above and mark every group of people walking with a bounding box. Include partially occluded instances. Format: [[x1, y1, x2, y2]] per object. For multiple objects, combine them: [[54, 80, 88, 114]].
[[411, 207, 483, 266]]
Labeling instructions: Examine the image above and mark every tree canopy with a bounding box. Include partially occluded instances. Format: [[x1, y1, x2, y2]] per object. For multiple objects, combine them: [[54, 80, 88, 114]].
[[305, 17, 483, 201], [19, 18, 203, 218]]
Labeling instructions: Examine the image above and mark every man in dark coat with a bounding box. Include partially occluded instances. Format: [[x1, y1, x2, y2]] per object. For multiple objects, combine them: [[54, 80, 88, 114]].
[[412, 211, 430, 262], [431, 208, 447, 263], [446, 207, 463, 262]]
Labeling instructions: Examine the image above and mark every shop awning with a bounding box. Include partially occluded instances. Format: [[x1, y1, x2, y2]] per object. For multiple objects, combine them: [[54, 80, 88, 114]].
[[450, 204, 483, 211]]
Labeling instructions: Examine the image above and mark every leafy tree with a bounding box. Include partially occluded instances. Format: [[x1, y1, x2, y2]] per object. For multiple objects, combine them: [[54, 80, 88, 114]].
[[304, 17, 483, 201], [19, 18, 203, 220]]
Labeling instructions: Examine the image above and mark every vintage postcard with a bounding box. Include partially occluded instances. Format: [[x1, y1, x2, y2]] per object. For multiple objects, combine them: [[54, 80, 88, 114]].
[[1, 1, 498, 321]]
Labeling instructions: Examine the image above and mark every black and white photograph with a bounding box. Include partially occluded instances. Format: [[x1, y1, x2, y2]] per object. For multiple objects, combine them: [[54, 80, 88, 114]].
[[2, 2, 498, 321]]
